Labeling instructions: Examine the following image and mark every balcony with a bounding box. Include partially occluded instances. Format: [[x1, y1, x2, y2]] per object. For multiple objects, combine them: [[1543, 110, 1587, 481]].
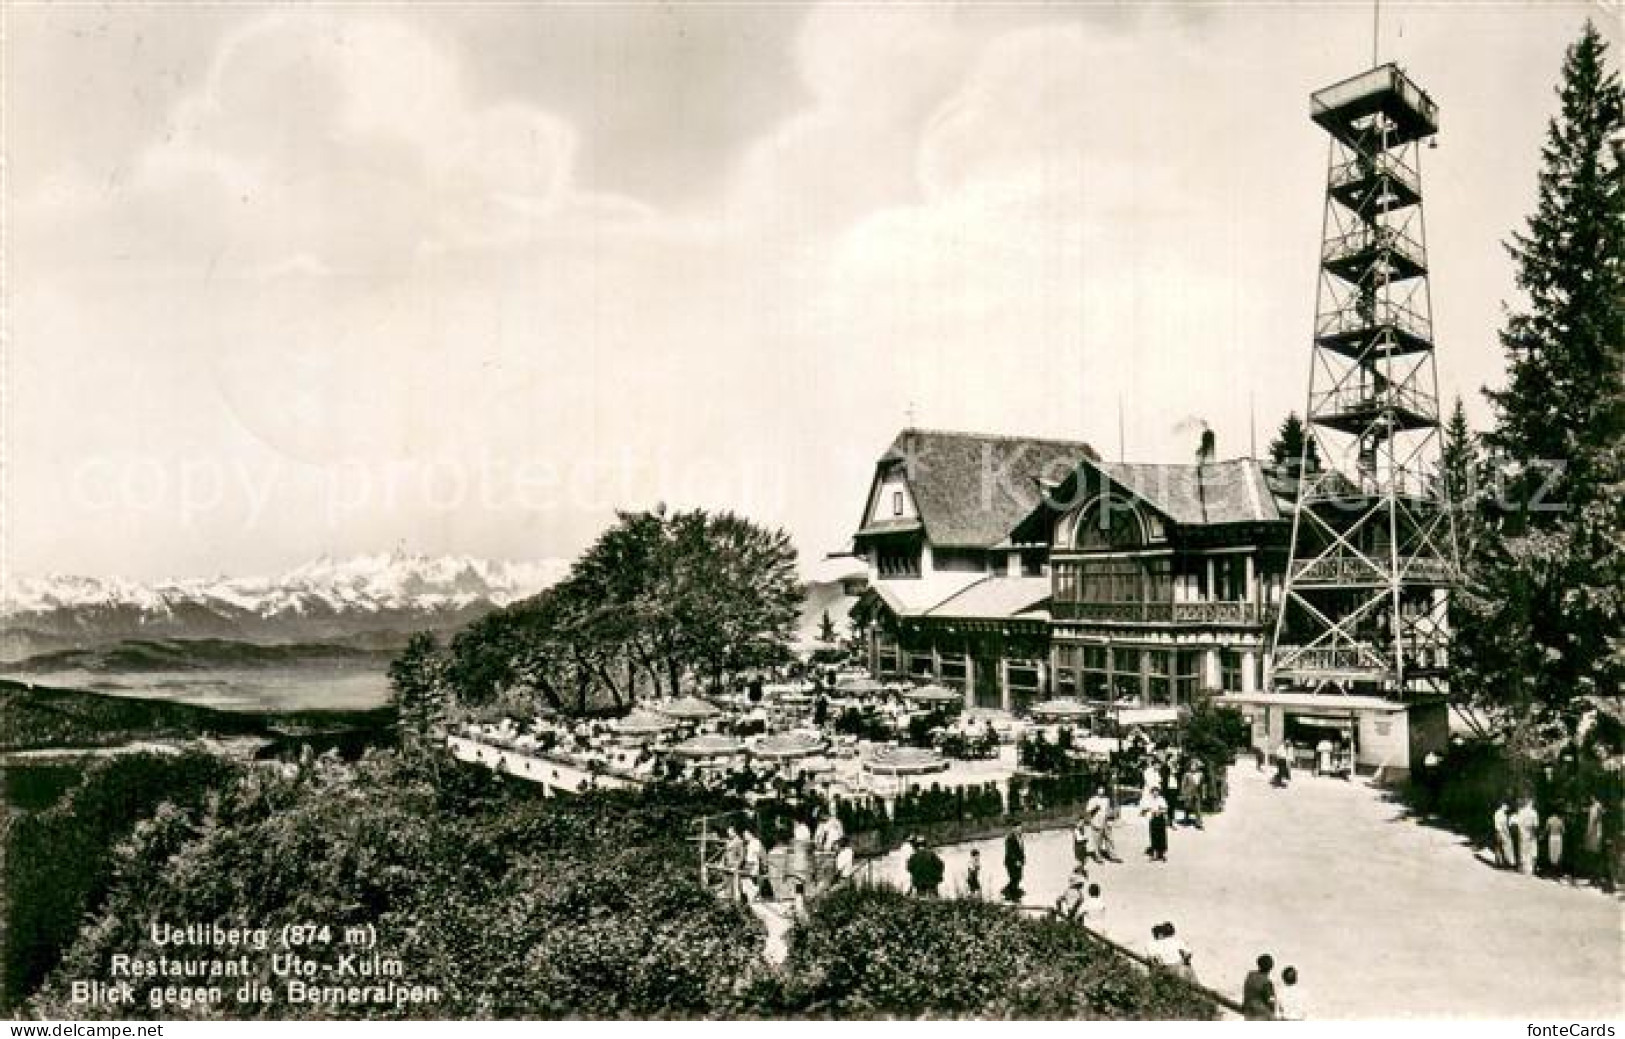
[[1322, 224, 1428, 283], [1329, 151, 1421, 215], [1311, 64, 1439, 148], [1315, 299, 1433, 360], [1052, 600, 1266, 626], [1289, 555, 1387, 586], [1309, 379, 1438, 435], [1272, 645, 1389, 679], [1289, 553, 1453, 587]]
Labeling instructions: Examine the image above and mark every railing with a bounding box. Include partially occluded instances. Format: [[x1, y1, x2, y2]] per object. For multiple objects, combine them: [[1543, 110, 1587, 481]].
[[1171, 601, 1264, 625], [1053, 601, 1171, 623], [1321, 224, 1427, 274], [1053, 601, 1265, 625], [1309, 378, 1437, 423], [1311, 64, 1438, 133], [1272, 646, 1387, 674], [1315, 298, 1431, 344], [1330, 150, 1421, 199], [1290, 556, 1386, 584], [1402, 557, 1455, 582], [1275, 639, 1449, 676], [1298, 464, 1450, 502]]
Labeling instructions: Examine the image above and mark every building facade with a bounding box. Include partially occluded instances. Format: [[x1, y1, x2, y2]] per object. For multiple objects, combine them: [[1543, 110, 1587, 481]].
[[850, 428, 1292, 713]]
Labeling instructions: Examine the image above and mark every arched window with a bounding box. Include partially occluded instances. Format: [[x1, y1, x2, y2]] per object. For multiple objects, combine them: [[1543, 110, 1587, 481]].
[[1072, 496, 1145, 550]]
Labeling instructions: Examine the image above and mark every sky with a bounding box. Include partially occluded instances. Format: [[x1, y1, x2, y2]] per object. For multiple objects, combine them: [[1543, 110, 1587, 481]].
[[3, 1, 1615, 581]]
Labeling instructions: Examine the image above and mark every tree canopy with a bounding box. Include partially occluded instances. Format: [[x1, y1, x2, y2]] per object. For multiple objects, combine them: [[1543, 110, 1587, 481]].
[[1267, 412, 1320, 474], [1454, 22, 1625, 741], [441, 507, 803, 714]]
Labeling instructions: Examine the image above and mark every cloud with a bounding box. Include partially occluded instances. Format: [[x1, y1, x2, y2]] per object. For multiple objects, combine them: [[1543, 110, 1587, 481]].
[[5, 2, 1594, 578], [26, 10, 594, 282]]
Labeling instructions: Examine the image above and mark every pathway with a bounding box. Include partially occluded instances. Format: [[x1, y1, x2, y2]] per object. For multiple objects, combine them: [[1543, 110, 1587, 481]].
[[872, 763, 1623, 1018]]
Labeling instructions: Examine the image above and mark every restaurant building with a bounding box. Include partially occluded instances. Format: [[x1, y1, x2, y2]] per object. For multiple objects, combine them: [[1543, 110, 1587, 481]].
[[849, 428, 1291, 714]]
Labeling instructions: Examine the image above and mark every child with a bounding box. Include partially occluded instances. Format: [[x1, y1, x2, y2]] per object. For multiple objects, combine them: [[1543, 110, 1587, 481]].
[[1081, 883, 1106, 928], [1276, 966, 1306, 1020], [965, 848, 983, 898]]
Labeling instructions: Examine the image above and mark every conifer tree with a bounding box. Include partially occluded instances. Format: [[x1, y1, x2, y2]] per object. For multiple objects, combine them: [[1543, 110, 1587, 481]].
[[1456, 22, 1625, 735]]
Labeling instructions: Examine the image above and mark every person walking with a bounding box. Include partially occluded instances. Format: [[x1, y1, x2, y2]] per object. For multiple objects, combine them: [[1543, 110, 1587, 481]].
[[1514, 799, 1541, 876], [1583, 796, 1605, 886], [1144, 790, 1170, 862], [1073, 816, 1092, 869], [834, 836, 856, 883], [1142, 759, 1162, 804], [1180, 762, 1204, 828], [1086, 786, 1116, 861], [1545, 810, 1568, 881], [1493, 802, 1515, 869], [741, 829, 766, 902], [906, 836, 945, 897], [1003, 823, 1027, 901], [720, 825, 745, 899], [1272, 741, 1292, 787], [1315, 738, 1333, 777], [965, 848, 983, 898], [1276, 966, 1306, 1020], [1242, 954, 1278, 1021]]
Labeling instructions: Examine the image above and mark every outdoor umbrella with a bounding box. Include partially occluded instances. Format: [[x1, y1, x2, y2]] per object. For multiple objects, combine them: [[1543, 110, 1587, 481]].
[[863, 745, 950, 776], [613, 709, 679, 737], [1029, 698, 1099, 721], [670, 734, 747, 759], [753, 732, 828, 761], [905, 684, 962, 705], [655, 695, 723, 721], [834, 676, 886, 695]]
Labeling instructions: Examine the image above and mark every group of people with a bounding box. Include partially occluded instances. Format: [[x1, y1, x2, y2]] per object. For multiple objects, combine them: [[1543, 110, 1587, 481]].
[[1134, 749, 1211, 861], [901, 823, 1033, 901], [716, 809, 857, 903], [1254, 736, 1351, 786], [1243, 954, 1307, 1020], [1491, 795, 1608, 883]]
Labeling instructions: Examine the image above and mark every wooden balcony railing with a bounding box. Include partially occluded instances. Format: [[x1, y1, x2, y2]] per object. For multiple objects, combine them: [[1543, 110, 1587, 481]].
[[1052, 601, 1267, 625]]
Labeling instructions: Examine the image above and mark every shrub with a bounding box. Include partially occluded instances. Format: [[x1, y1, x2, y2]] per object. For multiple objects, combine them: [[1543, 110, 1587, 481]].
[[774, 884, 1216, 1019]]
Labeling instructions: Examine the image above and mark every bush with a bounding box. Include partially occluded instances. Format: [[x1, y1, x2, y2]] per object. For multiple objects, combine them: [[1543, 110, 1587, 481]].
[[772, 884, 1216, 1019], [2, 751, 239, 1012], [1178, 696, 1250, 768], [26, 753, 763, 1020]]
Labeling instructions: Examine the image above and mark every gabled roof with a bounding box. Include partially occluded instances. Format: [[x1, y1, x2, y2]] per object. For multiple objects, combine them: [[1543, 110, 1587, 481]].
[[857, 429, 1099, 549], [1104, 459, 1282, 526], [1007, 455, 1288, 545]]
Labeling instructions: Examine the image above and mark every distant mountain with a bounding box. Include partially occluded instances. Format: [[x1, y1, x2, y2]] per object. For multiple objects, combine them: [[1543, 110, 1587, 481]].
[[0, 553, 567, 660]]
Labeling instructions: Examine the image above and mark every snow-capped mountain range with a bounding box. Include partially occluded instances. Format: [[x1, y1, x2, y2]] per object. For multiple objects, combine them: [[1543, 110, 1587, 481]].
[[1, 553, 567, 659]]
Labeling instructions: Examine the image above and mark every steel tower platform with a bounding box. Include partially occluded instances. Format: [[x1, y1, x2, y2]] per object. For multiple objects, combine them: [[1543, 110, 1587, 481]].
[[1269, 64, 1459, 697]]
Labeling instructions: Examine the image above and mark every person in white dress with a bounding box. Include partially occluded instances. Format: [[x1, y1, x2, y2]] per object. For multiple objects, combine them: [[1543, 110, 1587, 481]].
[[1148, 922, 1194, 980], [1513, 799, 1541, 875]]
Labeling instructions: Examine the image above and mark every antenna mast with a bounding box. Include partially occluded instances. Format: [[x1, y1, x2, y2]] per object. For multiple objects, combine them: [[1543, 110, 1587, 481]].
[[1372, 0, 1380, 67]]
